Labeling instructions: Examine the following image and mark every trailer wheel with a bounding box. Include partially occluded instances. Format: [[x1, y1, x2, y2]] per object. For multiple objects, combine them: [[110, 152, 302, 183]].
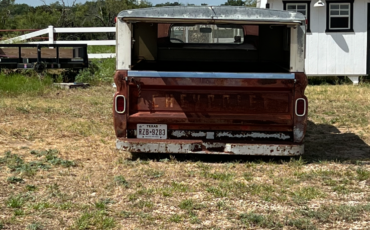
[[33, 62, 46, 73]]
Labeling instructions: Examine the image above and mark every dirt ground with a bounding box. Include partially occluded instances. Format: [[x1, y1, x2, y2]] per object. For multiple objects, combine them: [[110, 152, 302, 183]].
[[0, 85, 369, 229]]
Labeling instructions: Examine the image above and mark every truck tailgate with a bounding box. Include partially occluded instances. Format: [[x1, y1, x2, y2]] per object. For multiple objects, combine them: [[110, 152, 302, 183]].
[[125, 71, 295, 139]]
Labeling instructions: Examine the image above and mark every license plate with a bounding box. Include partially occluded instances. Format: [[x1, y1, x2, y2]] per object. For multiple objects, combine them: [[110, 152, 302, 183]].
[[137, 124, 167, 139]]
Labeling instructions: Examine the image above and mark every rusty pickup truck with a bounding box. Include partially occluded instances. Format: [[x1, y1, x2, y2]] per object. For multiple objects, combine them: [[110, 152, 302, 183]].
[[113, 6, 307, 156]]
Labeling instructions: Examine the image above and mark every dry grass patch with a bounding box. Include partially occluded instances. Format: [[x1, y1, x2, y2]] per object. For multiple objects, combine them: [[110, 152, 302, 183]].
[[0, 85, 369, 229]]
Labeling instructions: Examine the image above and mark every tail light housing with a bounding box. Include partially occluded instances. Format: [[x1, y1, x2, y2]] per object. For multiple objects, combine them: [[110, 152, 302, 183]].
[[115, 95, 126, 114], [295, 98, 306, 116]]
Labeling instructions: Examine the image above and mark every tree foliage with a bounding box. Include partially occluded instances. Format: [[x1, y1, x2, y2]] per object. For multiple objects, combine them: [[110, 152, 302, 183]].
[[223, 0, 245, 6], [0, 0, 14, 29], [0, 0, 256, 40], [222, 0, 256, 7], [0, 0, 15, 7], [0, 0, 152, 39], [155, 2, 182, 7]]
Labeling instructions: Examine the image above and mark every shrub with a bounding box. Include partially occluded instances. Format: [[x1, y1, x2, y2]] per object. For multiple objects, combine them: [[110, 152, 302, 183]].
[[75, 58, 115, 85], [0, 72, 53, 97]]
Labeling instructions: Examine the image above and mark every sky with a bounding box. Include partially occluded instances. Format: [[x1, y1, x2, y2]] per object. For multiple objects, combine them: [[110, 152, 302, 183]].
[[15, 0, 227, 7]]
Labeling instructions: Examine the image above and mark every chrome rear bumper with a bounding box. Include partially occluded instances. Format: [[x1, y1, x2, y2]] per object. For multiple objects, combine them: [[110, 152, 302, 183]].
[[116, 139, 303, 156]]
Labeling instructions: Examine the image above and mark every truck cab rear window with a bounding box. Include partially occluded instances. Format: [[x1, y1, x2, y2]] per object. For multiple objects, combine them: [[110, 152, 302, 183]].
[[170, 24, 245, 44]]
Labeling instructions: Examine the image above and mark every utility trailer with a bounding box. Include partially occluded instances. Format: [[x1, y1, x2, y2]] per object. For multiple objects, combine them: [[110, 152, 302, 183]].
[[113, 6, 308, 156], [0, 44, 88, 72]]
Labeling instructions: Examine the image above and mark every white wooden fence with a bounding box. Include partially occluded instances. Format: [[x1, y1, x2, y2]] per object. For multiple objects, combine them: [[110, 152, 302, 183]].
[[0, 25, 116, 59]]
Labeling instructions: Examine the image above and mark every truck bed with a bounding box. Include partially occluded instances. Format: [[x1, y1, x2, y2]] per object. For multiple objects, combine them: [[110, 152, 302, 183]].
[[131, 61, 290, 73]]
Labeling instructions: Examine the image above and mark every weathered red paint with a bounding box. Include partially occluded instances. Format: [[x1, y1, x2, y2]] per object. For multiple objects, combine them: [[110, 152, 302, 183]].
[[293, 72, 308, 143], [125, 77, 295, 129], [114, 73, 308, 141], [113, 73, 308, 144], [113, 70, 128, 138]]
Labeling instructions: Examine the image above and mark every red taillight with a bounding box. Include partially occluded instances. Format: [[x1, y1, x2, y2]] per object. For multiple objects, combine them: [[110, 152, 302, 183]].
[[296, 98, 306, 116], [115, 95, 126, 114], [114, 17, 117, 24], [117, 97, 124, 111]]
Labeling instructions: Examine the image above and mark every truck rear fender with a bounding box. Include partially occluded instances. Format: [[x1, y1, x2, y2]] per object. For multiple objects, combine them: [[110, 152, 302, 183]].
[[113, 70, 128, 137], [293, 72, 308, 143]]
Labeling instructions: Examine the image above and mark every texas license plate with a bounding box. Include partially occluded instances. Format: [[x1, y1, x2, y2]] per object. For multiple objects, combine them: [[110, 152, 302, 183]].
[[137, 124, 167, 139]]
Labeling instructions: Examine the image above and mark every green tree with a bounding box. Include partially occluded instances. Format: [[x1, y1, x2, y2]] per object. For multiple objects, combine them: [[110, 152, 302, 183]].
[[222, 0, 256, 7], [0, 0, 15, 29], [0, 0, 154, 40], [9, 4, 30, 15], [155, 2, 182, 7], [15, 6, 61, 29], [223, 0, 245, 6], [0, 0, 15, 7], [80, 0, 151, 39]]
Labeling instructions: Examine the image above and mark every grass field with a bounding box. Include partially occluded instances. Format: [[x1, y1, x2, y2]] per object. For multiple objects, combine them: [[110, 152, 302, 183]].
[[0, 84, 369, 229]]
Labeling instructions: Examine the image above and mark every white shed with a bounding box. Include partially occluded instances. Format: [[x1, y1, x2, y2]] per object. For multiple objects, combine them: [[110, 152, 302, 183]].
[[257, 0, 368, 84]]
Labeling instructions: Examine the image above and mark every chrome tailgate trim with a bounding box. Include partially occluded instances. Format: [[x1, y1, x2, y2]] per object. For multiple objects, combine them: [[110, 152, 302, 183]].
[[128, 71, 295, 79]]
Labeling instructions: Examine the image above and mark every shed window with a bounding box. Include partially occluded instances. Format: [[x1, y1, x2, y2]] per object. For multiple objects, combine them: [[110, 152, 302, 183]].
[[326, 1, 353, 32], [283, 1, 311, 32], [286, 3, 307, 16]]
